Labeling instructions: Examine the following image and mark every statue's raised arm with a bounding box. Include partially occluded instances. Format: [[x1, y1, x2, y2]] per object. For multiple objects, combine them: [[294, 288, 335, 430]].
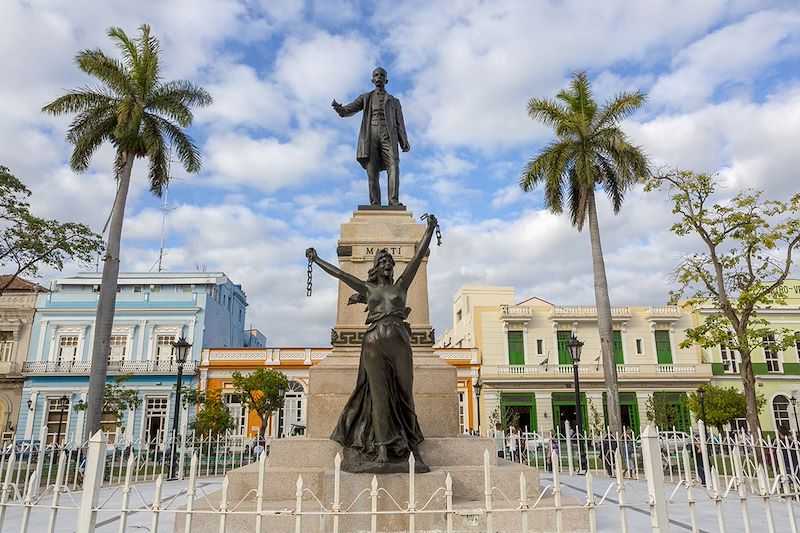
[[397, 214, 437, 291], [305, 247, 366, 298]]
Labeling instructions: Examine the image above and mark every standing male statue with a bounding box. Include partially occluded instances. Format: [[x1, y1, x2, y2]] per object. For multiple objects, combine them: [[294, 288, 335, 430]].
[[332, 67, 410, 207]]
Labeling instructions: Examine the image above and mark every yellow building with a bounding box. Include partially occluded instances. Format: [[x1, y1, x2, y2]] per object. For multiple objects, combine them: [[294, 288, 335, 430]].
[[437, 286, 713, 435], [199, 346, 479, 438]]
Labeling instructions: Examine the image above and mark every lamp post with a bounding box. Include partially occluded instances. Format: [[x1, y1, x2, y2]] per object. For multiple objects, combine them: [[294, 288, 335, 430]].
[[565, 335, 586, 472], [473, 374, 483, 436], [56, 394, 69, 447], [698, 387, 706, 425], [168, 337, 191, 480], [791, 396, 799, 438]]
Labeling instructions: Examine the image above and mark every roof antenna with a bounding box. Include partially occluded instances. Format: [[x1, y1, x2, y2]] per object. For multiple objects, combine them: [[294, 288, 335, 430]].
[[156, 148, 176, 272]]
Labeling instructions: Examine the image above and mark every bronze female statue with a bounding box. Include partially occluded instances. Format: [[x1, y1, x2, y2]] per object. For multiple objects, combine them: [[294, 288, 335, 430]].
[[305, 214, 437, 473]]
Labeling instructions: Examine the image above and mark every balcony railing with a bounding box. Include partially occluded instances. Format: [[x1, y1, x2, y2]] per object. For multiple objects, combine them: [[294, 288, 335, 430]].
[[500, 305, 533, 319], [496, 363, 701, 376], [550, 306, 631, 319], [646, 306, 681, 319], [22, 360, 199, 374]]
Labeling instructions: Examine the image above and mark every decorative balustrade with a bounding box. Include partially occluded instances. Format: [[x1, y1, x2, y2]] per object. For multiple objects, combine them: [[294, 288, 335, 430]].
[[500, 305, 533, 318], [646, 305, 681, 318], [495, 363, 701, 376], [550, 305, 631, 318], [22, 360, 198, 373]]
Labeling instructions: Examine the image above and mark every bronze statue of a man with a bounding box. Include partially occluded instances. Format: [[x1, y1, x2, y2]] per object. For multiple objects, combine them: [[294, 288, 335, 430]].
[[332, 67, 410, 207]]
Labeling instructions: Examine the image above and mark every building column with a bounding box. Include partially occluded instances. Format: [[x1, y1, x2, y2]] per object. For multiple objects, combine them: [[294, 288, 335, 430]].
[[649, 323, 658, 363], [536, 391, 553, 434], [522, 323, 530, 365], [483, 389, 502, 432], [124, 406, 135, 441], [636, 391, 653, 429], [24, 391, 38, 439], [620, 323, 629, 364], [502, 323, 509, 364], [35, 320, 48, 362], [668, 324, 677, 364]]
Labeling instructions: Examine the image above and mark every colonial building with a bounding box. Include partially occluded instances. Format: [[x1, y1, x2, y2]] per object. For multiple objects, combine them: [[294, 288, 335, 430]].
[[0, 276, 47, 441], [700, 279, 800, 437], [18, 272, 249, 444], [437, 285, 713, 435], [199, 346, 480, 438]]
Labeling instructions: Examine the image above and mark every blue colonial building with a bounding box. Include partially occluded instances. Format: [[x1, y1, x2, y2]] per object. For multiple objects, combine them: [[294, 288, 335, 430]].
[[18, 272, 249, 445]]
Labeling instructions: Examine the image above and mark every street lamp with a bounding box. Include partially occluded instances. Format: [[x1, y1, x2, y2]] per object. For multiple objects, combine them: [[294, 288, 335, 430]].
[[565, 335, 586, 472], [698, 387, 706, 425], [473, 374, 483, 436], [56, 394, 69, 447], [168, 337, 192, 480], [790, 396, 799, 438]]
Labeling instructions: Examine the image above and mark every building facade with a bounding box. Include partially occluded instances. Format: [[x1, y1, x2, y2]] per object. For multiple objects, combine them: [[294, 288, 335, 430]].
[[0, 276, 47, 441], [199, 346, 480, 438], [701, 279, 800, 437], [18, 272, 249, 445], [437, 285, 713, 435]]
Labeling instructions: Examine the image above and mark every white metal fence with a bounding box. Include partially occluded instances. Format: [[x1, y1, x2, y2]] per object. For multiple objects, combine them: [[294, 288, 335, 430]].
[[0, 423, 799, 532]]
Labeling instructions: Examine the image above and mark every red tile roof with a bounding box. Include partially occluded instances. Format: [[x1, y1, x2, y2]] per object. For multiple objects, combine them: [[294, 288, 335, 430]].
[[0, 275, 48, 292]]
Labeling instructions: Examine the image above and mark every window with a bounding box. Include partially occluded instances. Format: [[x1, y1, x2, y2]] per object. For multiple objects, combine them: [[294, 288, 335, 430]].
[[456, 310, 462, 323], [278, 381, 305, 437], [507, 331, 524, 365], [613, 330, 624, 364], [46, 397, 70, 444], [773, 395, 792, 434], [654, 331, 672, 364], [92, 285, 100, 293], [796, 331, 800, 357], [536, 339, 544, 356], [557, 330, 572, 364], [57, 336, 79, 364], [764, 335, 781, 373], [224, 393, 246, 437], [133, 285, 142, 293], [144, 397, 169, 444], [458, 391, 467, 434], [720, 345, 738, 374], [150, 285, 161, 293], [0, 333, 13, 362], [155, 335, 175, 365], [635, 338, 644, 355], [108, 336, 127, 364], [182, 284, 192, 292]]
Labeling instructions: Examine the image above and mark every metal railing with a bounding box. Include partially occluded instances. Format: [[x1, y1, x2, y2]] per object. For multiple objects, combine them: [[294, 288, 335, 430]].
[[22, 360, 199, 373]]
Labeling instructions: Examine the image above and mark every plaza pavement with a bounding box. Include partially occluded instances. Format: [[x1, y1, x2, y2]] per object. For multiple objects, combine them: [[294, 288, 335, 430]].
[[1, 473, 797, 532]]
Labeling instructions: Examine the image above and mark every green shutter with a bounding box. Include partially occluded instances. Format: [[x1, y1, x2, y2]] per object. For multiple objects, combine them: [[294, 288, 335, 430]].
[[613, 330, 624, 364], [508, 331, 525, 365], [654, 330, 672, 364], [557, 331, 572, 364]]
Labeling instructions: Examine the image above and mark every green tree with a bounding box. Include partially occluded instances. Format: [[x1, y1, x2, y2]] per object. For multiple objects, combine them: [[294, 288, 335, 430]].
[[73, 374, 142, 427], [520, 72, 651, 434], [646, 170, 800, 435], [232, 369, 289, 438], [42, 24, 212, 438], [189, 389, 235, 437], [0, 166, 103, 295], [645, 394, 679, 429], [684, 384, 765, 433]]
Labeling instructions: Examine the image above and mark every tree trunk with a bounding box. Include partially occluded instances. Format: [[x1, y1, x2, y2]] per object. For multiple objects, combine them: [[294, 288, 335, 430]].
[[85, 152, 134, 439], [586, 188, 622, 435], [736, 331, 762, 436]]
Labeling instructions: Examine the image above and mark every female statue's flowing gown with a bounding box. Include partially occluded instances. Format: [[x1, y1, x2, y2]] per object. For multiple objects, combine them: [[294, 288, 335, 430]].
[[330, 283, 424, 463]]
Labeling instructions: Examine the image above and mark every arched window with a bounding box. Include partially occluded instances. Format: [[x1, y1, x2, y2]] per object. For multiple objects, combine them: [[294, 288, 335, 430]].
[[277, 381, 306, 437], [773, 394, 792, 434]]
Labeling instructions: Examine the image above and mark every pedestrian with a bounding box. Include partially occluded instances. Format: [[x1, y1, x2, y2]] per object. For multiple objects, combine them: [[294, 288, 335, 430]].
[[494, 423, 506, 459], [507, 426, 520, 462], [778, 425, 800, 486], [692, 435, 706, 486], [546, 429, 560, 472]]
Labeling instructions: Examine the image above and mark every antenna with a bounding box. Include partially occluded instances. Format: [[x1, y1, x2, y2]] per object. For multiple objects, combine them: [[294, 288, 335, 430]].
[[157, 183, 170, 272]]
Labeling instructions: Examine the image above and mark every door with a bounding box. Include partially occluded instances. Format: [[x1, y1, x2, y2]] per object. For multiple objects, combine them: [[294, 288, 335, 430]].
[[654, 331, 673, 364], [613, 331, 624, 364]]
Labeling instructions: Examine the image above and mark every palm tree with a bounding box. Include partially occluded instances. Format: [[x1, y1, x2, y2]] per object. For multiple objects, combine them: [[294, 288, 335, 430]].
[[520, 72, 650, 435], [42, 24, 212, 438]]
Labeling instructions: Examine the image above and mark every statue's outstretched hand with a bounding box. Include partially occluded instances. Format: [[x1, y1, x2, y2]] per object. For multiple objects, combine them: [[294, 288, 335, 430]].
[[305, 247, 318, 262], [332, 99, 345, 116], [426, 214, 438, 230], [401, 142, 411, 153]]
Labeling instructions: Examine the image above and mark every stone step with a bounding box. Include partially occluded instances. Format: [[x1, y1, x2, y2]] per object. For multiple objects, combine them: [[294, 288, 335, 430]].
[[266, 436, 500, 469]]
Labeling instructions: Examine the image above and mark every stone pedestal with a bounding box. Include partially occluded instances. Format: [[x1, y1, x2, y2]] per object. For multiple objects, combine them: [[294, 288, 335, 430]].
[[306, 207, 460, 439]]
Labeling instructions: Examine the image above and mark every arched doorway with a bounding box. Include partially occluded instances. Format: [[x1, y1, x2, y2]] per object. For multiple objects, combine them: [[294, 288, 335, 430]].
[[276, 381, 306, 437], [773, 394, 792, 434]]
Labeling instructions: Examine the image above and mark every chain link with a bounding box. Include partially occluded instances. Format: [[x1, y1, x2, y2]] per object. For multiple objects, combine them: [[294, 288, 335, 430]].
[[306, 258, 313, 296], [421, 213, 443, 246]]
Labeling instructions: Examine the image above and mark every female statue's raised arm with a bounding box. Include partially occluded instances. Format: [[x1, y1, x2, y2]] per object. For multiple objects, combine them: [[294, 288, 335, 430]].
[[398, 214, 437, 291], [306, 248, 367, 297]]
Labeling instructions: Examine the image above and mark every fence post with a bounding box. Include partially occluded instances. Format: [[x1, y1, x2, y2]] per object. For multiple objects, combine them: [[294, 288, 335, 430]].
[[697, 420, 712, 490], [640, 425, 670, 532], [565, 421, 574, 476], [75, 430, 108, 533]]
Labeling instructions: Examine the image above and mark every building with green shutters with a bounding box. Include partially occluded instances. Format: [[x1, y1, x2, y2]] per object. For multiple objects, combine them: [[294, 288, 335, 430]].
[[698, 280, 800, 437], [437, 286, 709, 436]]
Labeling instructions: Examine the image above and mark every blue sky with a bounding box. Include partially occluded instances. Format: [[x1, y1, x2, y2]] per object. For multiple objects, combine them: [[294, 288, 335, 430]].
[[2, 0, 800, 345]]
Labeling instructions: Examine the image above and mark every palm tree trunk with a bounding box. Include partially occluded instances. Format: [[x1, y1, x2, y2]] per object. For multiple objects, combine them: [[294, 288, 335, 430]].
[[586, 188, 622, 435], [85, 152, 134, 439]]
